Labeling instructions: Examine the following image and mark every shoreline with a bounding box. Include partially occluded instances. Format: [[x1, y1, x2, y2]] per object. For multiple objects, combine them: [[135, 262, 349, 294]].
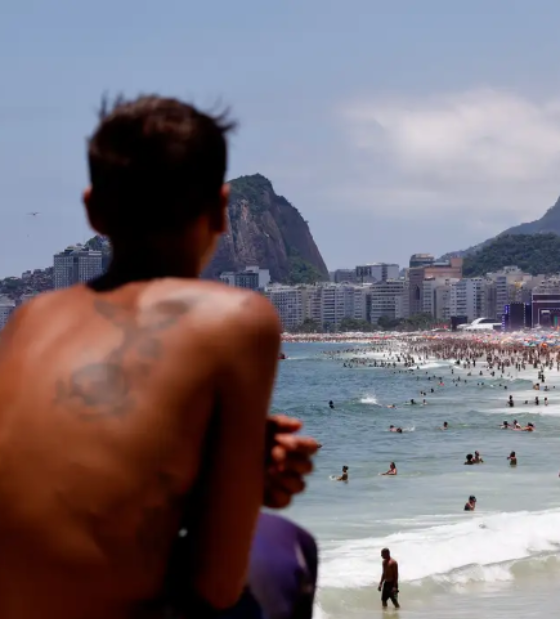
[[279, 336, 560, 618], [283, 331, 404, 343], [282, 329, 560, 345]]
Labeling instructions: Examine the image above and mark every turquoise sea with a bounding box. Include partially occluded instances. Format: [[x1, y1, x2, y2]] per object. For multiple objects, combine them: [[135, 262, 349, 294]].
[[275, 341, 560, 618]]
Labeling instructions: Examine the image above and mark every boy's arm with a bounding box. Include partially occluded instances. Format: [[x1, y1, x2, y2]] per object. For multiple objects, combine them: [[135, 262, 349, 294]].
[[185, 294, 281, 610], [263, 415, 318, 509]]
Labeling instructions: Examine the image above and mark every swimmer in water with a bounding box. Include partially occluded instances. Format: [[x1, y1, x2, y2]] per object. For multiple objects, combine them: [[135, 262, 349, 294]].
[[507, 451, 517, 466], [464, 453, 474, 465], [464, 495, 477, 511], [441, 421, 448, 430], [381, 462, 397, 476], [328, 400, 334, 409], [336, 465, 349, 482], [501, 421, 510, 429], [473, 451, 484, 464]]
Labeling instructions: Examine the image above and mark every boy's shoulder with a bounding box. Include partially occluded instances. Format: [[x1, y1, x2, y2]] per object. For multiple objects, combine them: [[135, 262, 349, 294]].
[[146, 278, 281, 336]]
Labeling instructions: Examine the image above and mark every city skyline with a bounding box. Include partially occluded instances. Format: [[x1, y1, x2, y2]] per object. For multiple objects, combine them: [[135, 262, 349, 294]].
[[5, 244, 560, 333], [4, 2, 560, 276]]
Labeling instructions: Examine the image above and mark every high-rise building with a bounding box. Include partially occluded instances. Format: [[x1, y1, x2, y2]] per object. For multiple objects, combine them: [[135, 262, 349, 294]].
[[264, 285, 304, 330], [320, 283, 361, 329], [53, 246, 104, 289], [408, 257, 463, 316], [264, 283, 374, 331], [450, 278, 486, 322], [409, 254, 434, 269], [483, 267, 535, 319], [333, 269, 357, 283], [219, 266, 271, 291], [531, 279, 560, 328], [422, 277, 460, 320], [356, 263, 399, 283], [370, 280, 406, 324]]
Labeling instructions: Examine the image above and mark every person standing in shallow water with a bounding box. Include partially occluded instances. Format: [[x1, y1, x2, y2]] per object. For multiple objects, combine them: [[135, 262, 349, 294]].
[[378, 548, 400, 609]]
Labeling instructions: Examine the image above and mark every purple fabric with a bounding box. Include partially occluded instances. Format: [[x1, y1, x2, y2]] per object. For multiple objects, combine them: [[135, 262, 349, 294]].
[[244, 512, 318, 618], [156, 512, 318, 618]]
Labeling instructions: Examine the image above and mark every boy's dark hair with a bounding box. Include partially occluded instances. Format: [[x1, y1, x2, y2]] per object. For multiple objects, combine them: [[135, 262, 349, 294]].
[[87, 95, 236, 235]]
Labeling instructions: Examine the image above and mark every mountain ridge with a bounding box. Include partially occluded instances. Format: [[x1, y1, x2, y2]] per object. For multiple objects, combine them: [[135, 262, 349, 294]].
[[441, 194, 560, 260], [201, 173, 328, 283]]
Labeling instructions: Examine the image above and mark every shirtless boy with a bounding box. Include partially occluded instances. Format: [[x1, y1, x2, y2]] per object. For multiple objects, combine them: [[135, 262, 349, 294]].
[[378, 548, 400, 608], [0, 95, 317, 618]]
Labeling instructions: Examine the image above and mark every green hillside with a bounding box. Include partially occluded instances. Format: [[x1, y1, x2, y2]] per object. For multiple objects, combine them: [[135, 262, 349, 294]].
[[462, 233, 560, 277]]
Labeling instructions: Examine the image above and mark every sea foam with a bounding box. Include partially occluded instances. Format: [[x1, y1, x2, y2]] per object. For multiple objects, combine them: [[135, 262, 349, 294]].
[[318, 508, 560, 589]]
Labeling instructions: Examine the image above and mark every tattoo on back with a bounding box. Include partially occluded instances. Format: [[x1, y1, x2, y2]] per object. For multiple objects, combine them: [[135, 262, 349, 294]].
[[55, 298, 191, 418]]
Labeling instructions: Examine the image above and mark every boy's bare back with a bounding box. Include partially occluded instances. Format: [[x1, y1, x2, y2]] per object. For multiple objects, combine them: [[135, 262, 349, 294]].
[[0, 278, 280, 617]]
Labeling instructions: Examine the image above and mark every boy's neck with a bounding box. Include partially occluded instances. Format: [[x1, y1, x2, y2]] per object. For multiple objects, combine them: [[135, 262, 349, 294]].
[[90, 246, 202, 291]]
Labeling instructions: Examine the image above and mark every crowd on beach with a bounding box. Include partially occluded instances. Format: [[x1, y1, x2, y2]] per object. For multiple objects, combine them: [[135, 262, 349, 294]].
[[318, 331, 560, 608]]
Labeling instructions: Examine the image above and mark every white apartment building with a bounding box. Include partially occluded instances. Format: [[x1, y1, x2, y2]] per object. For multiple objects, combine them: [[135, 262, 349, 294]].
[[482, 280, 497, 319], [53, 246, 103, 289], [434, 286, 453, 322], [422, 277, 460, 319], [302, 286, 323, 324], [264, 285, 304, 331], [320, 284, 359, 329], [353, 286, 372, 322], [265, 283, 374, 331], [532, 278, 560, 296], [370, 279, 405, 324], [0, 296, 15, 329], [489, 267, 533, 318], [303, 284, 373, 329], [450, 278, 486, 322], [394, 280, 410, 320]]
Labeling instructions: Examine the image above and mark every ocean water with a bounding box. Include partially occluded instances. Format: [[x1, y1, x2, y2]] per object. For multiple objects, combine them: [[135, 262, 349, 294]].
[[274, 341, 560, 618]]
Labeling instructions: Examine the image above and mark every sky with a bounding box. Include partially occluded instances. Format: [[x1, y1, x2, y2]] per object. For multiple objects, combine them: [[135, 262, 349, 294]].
[[2, 0, 560, 276]]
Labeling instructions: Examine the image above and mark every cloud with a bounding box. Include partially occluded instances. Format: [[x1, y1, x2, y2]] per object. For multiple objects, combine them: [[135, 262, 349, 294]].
[[337, 89, 560, 220]]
